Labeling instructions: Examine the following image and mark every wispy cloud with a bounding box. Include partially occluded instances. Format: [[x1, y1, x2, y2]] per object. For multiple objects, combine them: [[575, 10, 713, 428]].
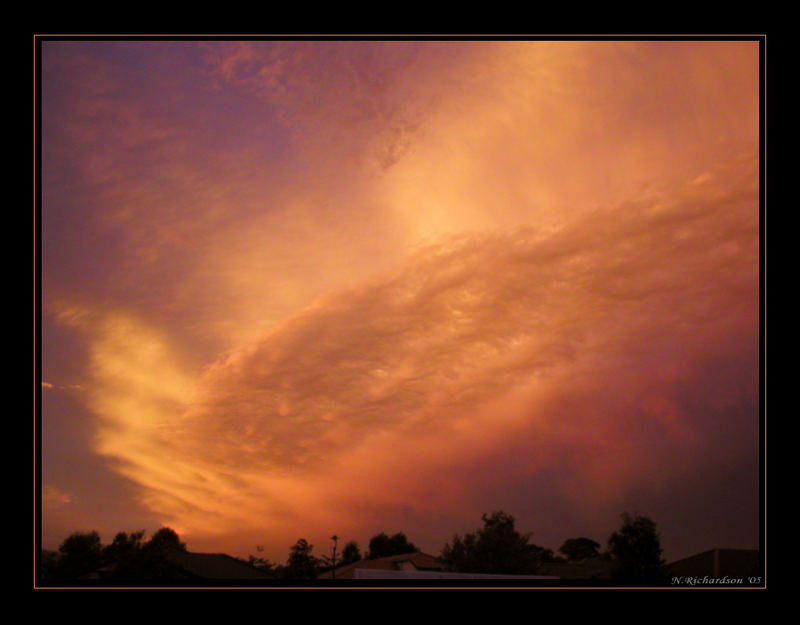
[[42, 380, 84, 391], [75, 151, 757, 555], [43, 485, 73, 508], [42, 40, 760, 559]]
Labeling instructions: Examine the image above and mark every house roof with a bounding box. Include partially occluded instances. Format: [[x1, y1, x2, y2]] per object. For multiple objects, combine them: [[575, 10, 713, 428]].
[[667, 548, 761, 578], [162, 548, 275, 579], [320, 552, 444, 579], [537, 558, 613, 580]]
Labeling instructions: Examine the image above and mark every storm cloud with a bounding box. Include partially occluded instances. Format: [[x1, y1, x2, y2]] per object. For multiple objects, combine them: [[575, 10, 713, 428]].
[[41, 39, 761, 561]]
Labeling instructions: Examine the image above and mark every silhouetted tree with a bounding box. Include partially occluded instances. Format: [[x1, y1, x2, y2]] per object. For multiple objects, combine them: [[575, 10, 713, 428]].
[[45, 528, 189, 580], [247, 546, 277, 574], [104, 531, 145, 560], [607, 513, 667, 583], [284, 538, 320, 579], [39, 549, 61, 580], [54, 531, 103, 579], [440, 510, 548, 575], [102, 530, 147, 578], [366, 532, 419, 559], [146, 527, 186, 552], [339, 541, 362, 566], [529, 544, 556, 564], [559, 537, 601, 561], [100, 527, 186, 579]]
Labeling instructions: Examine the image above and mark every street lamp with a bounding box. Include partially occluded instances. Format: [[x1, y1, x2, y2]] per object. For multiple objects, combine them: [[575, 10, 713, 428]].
[[331, 535, 339, 580]]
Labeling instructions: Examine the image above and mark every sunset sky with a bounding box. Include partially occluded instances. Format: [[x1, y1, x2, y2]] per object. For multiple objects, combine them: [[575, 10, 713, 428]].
[[39, 38, 762, 566]]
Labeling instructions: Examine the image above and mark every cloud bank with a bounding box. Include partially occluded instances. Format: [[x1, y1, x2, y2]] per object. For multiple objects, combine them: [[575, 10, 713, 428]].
[[81, 152, 758, 558], [42, 40, 760, 560]]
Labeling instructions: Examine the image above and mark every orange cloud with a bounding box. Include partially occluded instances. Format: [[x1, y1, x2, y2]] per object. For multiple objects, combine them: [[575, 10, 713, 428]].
[[73, 149, 757, 558], [43, 40, 760, 560]]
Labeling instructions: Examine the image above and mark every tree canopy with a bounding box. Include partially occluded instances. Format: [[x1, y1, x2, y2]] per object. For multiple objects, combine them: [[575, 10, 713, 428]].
[[559, 537, 602, 561], [147, 527, 186, 551], [366, 532, 419, 559], [54, 531, 104, 579], [339, 541, 362, 565], [247, 545, 277, 574], [440, 510, 551, 575], [44, 527, 186, 581], [607, 513, 667, 582], [43, 510, 674, 583], [284, 538, 320, 579]]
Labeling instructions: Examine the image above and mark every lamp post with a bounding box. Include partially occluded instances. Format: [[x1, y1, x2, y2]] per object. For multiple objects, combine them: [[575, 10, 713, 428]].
[[331, 535, 339, 580]]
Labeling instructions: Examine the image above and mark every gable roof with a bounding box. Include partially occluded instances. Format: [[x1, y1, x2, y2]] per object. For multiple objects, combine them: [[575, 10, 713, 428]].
[[537, 558, 613, 579], [667, 548, 761, 578], [163, 548, 275, 579], [140, 547, 273, 579], [76, 547, 275, 581], [320, 552, 443, 579]]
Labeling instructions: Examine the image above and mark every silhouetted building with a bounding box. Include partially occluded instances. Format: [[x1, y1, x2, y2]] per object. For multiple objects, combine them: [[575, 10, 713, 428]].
[[320, 552, 444, 579], [537, 557, 613, 580], [161, 548, 276, 580], [320, 552, 558, 580], [79, 546, 275, 581], [667, 549, 761, 579]]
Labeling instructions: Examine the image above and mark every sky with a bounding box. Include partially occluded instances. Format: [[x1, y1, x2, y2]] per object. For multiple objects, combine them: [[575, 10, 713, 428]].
[[39, 38, 762, 566]]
